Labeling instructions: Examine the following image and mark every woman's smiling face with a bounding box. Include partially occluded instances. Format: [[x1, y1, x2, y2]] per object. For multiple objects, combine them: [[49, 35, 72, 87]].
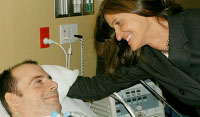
[[104, 13, 152, 51]]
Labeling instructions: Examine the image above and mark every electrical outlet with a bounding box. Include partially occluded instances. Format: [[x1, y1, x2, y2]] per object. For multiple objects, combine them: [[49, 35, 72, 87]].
[[40, 27, 50, 48], [60, 24, 78, 44]]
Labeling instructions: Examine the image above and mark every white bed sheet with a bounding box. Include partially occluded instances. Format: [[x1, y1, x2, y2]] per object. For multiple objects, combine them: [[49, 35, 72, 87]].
[[61, 97, 97, 117], [0, 97, 97, 117]]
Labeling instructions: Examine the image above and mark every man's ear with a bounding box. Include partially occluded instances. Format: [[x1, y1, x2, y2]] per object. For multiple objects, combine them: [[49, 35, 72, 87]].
[[5, 92, 20, 111]]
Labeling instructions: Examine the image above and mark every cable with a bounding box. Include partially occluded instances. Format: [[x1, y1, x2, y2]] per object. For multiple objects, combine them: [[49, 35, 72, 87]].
[[80, 38, 84, 76], [43, 38, 68, 69], [68, 43, 72, 69], [74, 35, 84, 76]]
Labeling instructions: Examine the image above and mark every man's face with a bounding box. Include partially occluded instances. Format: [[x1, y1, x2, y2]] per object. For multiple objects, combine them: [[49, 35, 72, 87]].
[[11, 64, 61, 117]]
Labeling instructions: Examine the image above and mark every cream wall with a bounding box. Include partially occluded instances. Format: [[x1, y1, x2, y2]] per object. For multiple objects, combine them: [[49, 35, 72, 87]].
[[0, 0, 199, 74], [0, 0, 102, 76]]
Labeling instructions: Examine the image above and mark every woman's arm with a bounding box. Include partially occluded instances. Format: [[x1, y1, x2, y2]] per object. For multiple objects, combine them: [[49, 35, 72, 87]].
[[67, 63, 150, 100]]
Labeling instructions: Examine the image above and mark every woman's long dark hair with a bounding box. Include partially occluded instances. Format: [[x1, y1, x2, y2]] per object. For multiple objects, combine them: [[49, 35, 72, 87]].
[[95, 0, 183, 76]]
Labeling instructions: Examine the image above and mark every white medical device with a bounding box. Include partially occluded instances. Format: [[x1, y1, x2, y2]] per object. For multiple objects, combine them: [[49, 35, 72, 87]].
[[91, 80, 165, 117], [114, 80, 165, 117]]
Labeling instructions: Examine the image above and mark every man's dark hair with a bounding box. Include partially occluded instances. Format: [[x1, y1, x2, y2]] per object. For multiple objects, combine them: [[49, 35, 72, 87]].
[[0, 60, 38, 116]]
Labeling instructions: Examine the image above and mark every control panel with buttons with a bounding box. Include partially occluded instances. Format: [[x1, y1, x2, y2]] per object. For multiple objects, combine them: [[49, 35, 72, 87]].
[[115, 80, 165, 117]]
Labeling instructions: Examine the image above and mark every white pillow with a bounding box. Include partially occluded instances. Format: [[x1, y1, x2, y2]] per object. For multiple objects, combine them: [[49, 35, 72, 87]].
[[0, 101, 9, 117], [41, 65, 97, 117], [41, 65, 79, 103]]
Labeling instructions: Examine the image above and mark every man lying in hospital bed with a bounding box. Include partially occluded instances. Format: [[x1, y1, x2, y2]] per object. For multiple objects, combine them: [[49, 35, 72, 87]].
[[0, 60, 97, 117]]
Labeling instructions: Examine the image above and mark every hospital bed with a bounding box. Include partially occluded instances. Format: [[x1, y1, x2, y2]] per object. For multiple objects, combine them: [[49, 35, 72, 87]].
[[0, 65, 97, 117], [0, 64, 165, 117]]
